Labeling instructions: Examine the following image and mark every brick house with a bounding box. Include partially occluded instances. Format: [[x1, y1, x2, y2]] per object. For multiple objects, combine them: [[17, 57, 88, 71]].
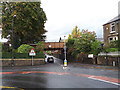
[[103, 15, 120, 46]]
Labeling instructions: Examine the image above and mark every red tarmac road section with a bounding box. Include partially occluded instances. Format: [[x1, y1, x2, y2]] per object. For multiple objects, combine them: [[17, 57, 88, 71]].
[[0, 71, 120, 85]]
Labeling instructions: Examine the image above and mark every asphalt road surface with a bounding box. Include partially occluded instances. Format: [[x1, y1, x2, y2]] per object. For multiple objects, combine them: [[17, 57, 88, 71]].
[[1, 57, 120, 89]]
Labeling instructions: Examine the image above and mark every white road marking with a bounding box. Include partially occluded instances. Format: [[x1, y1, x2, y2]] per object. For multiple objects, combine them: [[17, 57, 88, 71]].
[[88, 76, 120, 86]]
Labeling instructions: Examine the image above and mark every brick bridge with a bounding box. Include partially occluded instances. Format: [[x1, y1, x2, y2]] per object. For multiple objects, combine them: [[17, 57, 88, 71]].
[[31, 42, 64, 54]]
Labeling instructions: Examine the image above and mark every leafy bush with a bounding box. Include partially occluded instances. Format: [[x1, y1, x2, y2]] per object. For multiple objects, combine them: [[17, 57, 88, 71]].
[[18, 44, 34, 53], [91, 40, 101, 55], [2, 52, 45, 58], [2, 44, 12, 52], [109, 40, 119, 48], [35, 41, 44, 53], [105, 48, 118, 53]]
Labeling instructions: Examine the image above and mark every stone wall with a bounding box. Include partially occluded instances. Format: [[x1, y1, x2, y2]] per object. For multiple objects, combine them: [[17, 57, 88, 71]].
[[0, 58, 45, 67], [97, 56, 119, 66]]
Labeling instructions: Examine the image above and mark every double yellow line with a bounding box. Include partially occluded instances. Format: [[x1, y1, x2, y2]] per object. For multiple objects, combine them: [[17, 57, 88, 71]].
[[0, 86, 24, 90]]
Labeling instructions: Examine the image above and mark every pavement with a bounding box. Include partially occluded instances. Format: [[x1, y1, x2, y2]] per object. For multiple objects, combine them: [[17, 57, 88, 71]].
[[69, 63, 119, 71]]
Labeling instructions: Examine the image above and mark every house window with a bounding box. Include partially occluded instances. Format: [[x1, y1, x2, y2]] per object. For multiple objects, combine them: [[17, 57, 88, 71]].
[[110, 23, 115, 33], [109, 37, 113, 41], [114, 36, 118, 41]]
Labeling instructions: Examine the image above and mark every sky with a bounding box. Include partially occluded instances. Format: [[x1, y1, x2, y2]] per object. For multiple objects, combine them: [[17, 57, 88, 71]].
[[0, 0, 119, 42], [41, 0, 120, 42]]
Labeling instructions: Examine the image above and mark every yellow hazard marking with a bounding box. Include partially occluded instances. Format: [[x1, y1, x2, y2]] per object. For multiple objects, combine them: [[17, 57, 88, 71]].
[[0, 86, 24, 90], [64, 62, 67, 64]]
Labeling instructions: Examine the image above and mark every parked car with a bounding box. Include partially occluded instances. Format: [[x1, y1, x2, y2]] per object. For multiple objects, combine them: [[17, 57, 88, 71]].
[[47, 56, 54, 63]]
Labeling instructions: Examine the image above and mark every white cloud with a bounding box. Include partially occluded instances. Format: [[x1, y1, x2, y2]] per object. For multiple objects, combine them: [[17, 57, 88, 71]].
[[41, 0, 119, 42]]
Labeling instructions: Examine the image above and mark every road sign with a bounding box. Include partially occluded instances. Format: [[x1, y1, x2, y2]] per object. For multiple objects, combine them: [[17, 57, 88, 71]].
[[29, 48, 36, 56], [29, 48, 36, 66]]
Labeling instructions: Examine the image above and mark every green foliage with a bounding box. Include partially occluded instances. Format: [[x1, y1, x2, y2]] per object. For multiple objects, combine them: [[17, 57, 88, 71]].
[[109, 40, 119, 48], [2, 52, 44, 59], [35, 41, 44, 53], [103, 40, 119, 53], [71, 26, 80, 38], [67, 26, 100, 59], [18, 44, 34, 53], [91, 40, 101, 55], [66, 38, 75, 55], [45, 51, 52, 55], [2, 44, 12, 52], [105, 48, 118, 53], [2, 2, 47, 46]]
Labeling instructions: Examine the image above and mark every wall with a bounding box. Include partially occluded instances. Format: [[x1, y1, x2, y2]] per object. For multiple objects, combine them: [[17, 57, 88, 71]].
[[0, 58, 45, 67], [97, 56, 119, 66]]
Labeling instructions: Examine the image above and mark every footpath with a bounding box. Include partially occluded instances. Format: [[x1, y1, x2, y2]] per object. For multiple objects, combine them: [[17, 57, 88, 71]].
[[69, 63, 119, 71]]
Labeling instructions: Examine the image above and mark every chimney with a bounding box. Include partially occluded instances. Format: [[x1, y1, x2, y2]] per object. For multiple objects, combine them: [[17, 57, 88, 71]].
[[118, 1, 120, 16]]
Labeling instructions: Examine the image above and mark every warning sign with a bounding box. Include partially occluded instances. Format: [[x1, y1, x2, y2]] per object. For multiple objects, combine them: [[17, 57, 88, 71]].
[[29, 48, 36, 56]]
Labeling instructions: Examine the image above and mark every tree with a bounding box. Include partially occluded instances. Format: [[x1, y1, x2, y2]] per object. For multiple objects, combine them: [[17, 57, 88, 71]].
[[2, 2, 47, 48], [18, 44, 34, 53], [71, 26, 80, 38], [66, 38, 75, 55], [91, 40, 101, 55], [67, 26, 97, 59], [35, 41, 44, 53]]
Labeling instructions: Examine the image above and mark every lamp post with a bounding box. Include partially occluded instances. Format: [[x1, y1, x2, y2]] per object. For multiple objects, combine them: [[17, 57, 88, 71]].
[[11, 15, 16, 66]]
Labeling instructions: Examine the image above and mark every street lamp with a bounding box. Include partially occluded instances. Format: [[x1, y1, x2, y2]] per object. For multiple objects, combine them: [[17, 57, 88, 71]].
[[11, 15, 16, 66]]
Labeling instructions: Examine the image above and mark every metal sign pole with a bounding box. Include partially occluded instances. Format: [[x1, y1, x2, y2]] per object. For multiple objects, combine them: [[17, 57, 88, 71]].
[[32, 56, 33, 66]]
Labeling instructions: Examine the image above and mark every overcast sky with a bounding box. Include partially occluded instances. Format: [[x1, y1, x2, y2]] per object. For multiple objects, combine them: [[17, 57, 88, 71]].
[[41, 0, 120, 42], [0, 0, 119, 42]]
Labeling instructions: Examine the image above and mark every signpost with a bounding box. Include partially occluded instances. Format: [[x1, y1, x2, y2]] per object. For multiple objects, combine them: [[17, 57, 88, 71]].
[[29, 48, 36, 66]]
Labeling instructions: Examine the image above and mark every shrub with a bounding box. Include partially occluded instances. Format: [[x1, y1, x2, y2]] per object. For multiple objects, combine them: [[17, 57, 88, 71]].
[[105, 48, 118, 53], [18, 44, 34, 53], [35, 41, 44, 53]]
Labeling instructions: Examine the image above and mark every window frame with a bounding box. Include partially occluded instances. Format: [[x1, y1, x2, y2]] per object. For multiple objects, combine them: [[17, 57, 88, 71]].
[[110, 23, 115, 33]]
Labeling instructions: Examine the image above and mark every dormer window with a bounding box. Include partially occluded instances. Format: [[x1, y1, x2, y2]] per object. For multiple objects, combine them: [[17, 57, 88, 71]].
[[110, 23, 115, 33]]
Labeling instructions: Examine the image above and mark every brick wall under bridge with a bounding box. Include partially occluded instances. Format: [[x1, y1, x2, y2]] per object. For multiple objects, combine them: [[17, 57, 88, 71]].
[[30, 42, 64, 52]]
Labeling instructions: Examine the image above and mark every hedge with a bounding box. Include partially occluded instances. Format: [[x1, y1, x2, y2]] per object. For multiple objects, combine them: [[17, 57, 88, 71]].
[[2, 52, 45, 59]]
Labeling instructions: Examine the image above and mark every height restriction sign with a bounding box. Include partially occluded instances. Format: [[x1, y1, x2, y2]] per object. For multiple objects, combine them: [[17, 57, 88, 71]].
[[29, 48, 36, 56]]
